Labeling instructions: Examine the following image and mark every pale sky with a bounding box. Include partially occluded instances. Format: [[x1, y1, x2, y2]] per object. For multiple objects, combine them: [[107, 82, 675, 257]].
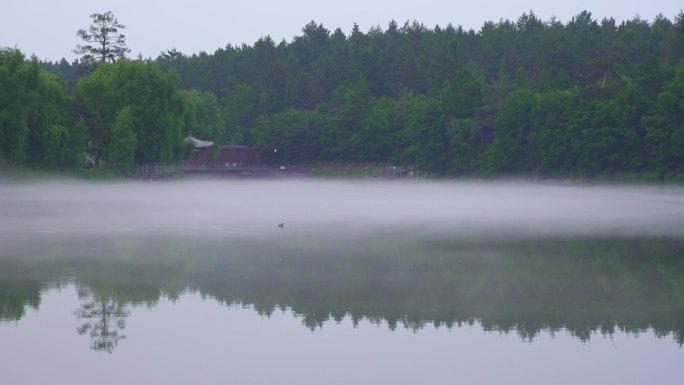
[[1, 0, 682, 62]]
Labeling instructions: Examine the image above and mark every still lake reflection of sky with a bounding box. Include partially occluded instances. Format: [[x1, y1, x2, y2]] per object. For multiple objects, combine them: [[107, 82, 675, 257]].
[[1, 181, 683, 384], [1, 285, 681, 385]]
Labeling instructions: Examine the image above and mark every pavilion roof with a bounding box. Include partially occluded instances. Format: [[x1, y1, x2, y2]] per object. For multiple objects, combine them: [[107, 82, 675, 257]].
[[184, 136, 214, 149]]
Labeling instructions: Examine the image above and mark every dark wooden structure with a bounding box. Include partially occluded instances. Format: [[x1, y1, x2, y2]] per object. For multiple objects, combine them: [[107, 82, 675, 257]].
[[184, 136, 214, 168], [216, 145, 261, 168], [183, 136, 261, 174]]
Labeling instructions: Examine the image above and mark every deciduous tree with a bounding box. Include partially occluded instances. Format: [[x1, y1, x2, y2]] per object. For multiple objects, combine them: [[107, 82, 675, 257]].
[[108, 107, 137, 173]]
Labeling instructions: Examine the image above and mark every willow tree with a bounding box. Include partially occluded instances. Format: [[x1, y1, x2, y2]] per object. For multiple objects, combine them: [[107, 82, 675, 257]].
[[108, 107, 137, 173], [75, 61, 187, 166], [74, 11, 130, 64], [0, 48, 71, 167]]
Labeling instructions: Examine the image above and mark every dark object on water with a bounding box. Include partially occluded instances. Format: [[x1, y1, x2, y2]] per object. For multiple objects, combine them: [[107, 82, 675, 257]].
[[277, 223, 284, 228]]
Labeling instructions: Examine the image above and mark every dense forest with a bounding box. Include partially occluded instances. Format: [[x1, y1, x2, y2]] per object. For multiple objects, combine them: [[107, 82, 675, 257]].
[[2, 10, 684, 178]]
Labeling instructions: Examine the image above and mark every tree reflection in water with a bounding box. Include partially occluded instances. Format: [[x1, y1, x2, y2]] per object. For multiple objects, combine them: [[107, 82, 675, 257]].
[[1, 231, 682, 346], [74, 286, 129, 353]]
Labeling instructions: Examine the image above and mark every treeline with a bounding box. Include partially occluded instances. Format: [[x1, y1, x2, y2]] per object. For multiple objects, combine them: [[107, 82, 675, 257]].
[[147, 12, 684, 176], [10, 10, 684, 177], [1, 50, 220, 173], [148, 11, 684, 178]]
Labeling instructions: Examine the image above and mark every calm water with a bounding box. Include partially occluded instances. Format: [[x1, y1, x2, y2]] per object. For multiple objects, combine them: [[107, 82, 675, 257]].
[[1, 180, 683, 384]]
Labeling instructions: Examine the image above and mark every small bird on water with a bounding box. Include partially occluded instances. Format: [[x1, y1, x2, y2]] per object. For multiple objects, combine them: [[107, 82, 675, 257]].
[[277, 223, 284, 228]]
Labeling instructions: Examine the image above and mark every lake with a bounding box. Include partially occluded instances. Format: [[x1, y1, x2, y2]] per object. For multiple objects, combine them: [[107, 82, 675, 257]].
[[1, 180, 683, 384]]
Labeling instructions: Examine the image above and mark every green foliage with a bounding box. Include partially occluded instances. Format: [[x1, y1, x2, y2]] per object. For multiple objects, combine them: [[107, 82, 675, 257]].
[[108, 107, 137, 173], [10, 11, 684, 178], [75, 61, 186, 165], [322, 82, 373, 160], [222, 83, 259, 143], [0, 48, 34, 164], [253, 109, 326, 164], [400, 92, 450, 173], [485, 90, 538, 174], [352, 98, 401, 162], [440, 69, 484, 119], [0, 49, 72, 169], [179, 89, 223, 143], [643, 62, 684, 175], [149, 11, 684, 178], [528, 90, 577, 175], [63, 117, 87, 169], [447, 118, 484, 174], [41, 125, 69, 167]]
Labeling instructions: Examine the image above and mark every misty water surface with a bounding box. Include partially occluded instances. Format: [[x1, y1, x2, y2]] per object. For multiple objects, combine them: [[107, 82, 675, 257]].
[[1, 180, 683, 236], [1, 180, 683, 385]]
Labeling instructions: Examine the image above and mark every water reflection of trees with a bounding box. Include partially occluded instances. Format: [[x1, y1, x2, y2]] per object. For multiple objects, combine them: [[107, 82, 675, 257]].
[[1, 232, 683, 344], [74, 286, 129, 353], [0, 283, 42, 322]]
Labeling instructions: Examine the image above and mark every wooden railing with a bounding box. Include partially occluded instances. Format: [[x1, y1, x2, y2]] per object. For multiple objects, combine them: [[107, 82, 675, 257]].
[[135, 161, 415, 179], [136, 163, 179, 178], [182, 160, 260, 170]]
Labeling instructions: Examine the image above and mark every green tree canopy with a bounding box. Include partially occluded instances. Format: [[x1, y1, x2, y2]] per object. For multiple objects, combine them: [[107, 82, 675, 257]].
[[0, 49, 71, 168], [108, 107, 137, 173], [75, 61, 186, 166]]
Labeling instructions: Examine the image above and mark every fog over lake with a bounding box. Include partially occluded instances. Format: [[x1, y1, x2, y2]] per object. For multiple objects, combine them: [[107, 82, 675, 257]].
[[1, 180, 683, 385], [1, 180, 683, 237]]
